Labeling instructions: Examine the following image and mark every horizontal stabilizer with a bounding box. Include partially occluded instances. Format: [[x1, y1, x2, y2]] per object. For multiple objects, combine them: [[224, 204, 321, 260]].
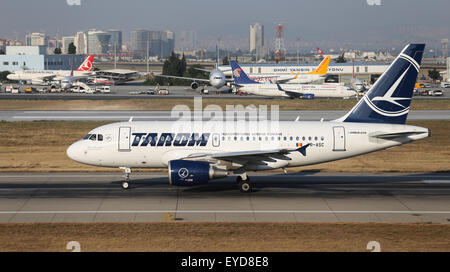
[[370, 131, 425, 139]]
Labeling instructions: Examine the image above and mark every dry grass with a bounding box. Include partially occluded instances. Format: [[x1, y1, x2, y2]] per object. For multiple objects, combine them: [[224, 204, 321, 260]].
[[0, 222, 449, 252], [0, 120, 448, 173], [0, 98, 448, 111]]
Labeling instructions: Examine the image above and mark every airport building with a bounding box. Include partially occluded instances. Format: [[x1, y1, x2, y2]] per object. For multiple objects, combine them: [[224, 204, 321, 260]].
[[219, 62, 390, 84], [0, 46, 85, 72]]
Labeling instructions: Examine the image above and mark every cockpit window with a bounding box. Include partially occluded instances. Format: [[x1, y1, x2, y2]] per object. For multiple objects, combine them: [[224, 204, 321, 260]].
[[83, 134, 92, 140], [89, 134, 97, 141], [98, 134, 103, 141]]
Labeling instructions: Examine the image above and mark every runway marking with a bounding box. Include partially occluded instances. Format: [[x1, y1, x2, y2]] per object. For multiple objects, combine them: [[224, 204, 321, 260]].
[[423, 180, 450, 184], [13, 116, 173, 119], [1, 210, 450, 214]]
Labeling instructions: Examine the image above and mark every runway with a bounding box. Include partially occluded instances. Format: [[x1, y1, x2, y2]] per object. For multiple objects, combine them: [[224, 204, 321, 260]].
[[1, 110, 449, 121], [0, 172, 449, 223]]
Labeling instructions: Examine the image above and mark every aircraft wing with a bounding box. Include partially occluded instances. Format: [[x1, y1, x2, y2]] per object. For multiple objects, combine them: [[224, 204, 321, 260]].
[[275, 73, 300, 84], [185, 144, 311, 163], [155, 74, 210, 83], [37, 75, 57, 81], [276, 83, 303, 98], [194, 68, 231, 73]]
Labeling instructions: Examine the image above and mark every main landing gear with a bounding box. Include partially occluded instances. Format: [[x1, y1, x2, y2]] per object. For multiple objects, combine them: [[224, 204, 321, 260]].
[[120, 167, 131, 189], [236, 173, 252, 193]]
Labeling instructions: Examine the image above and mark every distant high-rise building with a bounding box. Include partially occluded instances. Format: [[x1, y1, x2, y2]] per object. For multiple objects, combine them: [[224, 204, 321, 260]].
[[74, 31, 88, 55], [108, 30, 122, 53], [249, 23, 265, 59], [178, 30, 196, 51], [131, 29, 150, 59], [62, 36, 75, 54], [25, 32, 49, 46], [86, 30, 111, 55], [442, 38, 448, 60], [131, 29, 175, 59]]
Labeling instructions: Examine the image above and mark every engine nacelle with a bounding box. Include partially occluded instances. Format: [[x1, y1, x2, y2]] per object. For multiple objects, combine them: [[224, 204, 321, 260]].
[[168, 160, 228, 186], [191, 82, 199, 90]]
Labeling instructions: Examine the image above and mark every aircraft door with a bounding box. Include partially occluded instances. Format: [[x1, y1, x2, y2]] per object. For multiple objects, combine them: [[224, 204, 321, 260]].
[[333, 126, 346, 151], [212, 133, 220, 147], [118, 127, 131, 151]]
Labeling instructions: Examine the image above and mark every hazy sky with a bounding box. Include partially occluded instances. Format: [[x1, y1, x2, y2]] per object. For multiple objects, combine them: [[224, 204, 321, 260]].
[[1, 0, 449, 50]]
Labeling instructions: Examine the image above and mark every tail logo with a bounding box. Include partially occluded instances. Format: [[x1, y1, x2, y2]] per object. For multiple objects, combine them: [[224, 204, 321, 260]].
[[233, 68, 242, 78], [365, 66, 411, 117], [80, 59, 92, 71]]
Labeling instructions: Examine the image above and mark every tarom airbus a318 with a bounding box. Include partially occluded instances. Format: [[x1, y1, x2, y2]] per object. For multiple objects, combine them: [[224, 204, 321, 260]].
[[67, 44, 429, 193]]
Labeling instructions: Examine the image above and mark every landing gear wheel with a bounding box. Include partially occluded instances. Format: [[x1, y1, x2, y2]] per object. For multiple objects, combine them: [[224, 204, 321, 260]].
[[239, 180, 253, 193], [120, 167, 132, 190]]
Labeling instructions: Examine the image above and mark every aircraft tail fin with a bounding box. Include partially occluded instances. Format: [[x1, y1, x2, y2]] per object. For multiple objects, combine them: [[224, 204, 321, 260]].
[[335, 43, 425, 124], [76, 55, 94, 71], [230, 60, 259, 84], [317, 48, 324, 56], [307, 56, 330, 75]]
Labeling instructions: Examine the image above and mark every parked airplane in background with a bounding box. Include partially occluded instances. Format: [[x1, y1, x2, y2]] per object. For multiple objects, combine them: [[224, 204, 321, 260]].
[[316, 47, 341, 60], [249, 56, 331, 84], [67, 44, 428, 193], [230, 60, 356, 99], [156, 46, 232, 90], [7, 55, 94, 84]]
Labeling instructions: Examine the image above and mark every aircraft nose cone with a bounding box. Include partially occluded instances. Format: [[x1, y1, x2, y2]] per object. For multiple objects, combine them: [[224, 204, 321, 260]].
[[66, 141, 83, 162]]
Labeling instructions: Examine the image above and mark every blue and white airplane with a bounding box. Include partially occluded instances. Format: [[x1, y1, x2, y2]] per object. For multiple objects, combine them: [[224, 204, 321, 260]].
[[230, 60, 357, 99], [67, 44, 429, 193]]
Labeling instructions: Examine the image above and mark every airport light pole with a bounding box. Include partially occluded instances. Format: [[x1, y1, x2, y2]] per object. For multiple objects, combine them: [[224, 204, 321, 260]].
[[296, 37, 301, 64], [146, 36, 149, 74]]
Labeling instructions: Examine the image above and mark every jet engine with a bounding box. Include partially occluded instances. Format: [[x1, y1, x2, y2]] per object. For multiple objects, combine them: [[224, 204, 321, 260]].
[[168, 160, 228, 186], [190, 82, 199, 90]]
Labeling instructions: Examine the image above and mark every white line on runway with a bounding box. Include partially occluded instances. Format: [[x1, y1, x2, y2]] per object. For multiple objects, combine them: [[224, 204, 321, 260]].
[[1, 210, 450, 214], [13, 116, 173, 119], [422, 180, 450, 184]]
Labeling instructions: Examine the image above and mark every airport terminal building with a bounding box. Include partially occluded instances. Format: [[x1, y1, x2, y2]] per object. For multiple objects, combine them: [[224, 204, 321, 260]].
[[219, 62, 390, 84], [0, 46, 85, 72]]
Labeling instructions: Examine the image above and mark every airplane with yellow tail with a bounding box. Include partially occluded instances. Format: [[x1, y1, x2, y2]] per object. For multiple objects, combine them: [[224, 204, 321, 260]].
[[248, 56, 331, 84]]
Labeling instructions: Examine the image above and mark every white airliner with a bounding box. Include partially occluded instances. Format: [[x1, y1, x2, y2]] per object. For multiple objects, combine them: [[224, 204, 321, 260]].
[[67, 44, 429, 193], [7, 55, 94, 84], [230, 60, 357, 99], [249, 56, 331, 84], [156, 47, 231, 90]]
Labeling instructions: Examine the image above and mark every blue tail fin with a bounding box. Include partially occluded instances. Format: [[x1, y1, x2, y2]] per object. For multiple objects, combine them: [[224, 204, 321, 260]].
[[230, 60, 259, 84], [337, 43, 425, 124]]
